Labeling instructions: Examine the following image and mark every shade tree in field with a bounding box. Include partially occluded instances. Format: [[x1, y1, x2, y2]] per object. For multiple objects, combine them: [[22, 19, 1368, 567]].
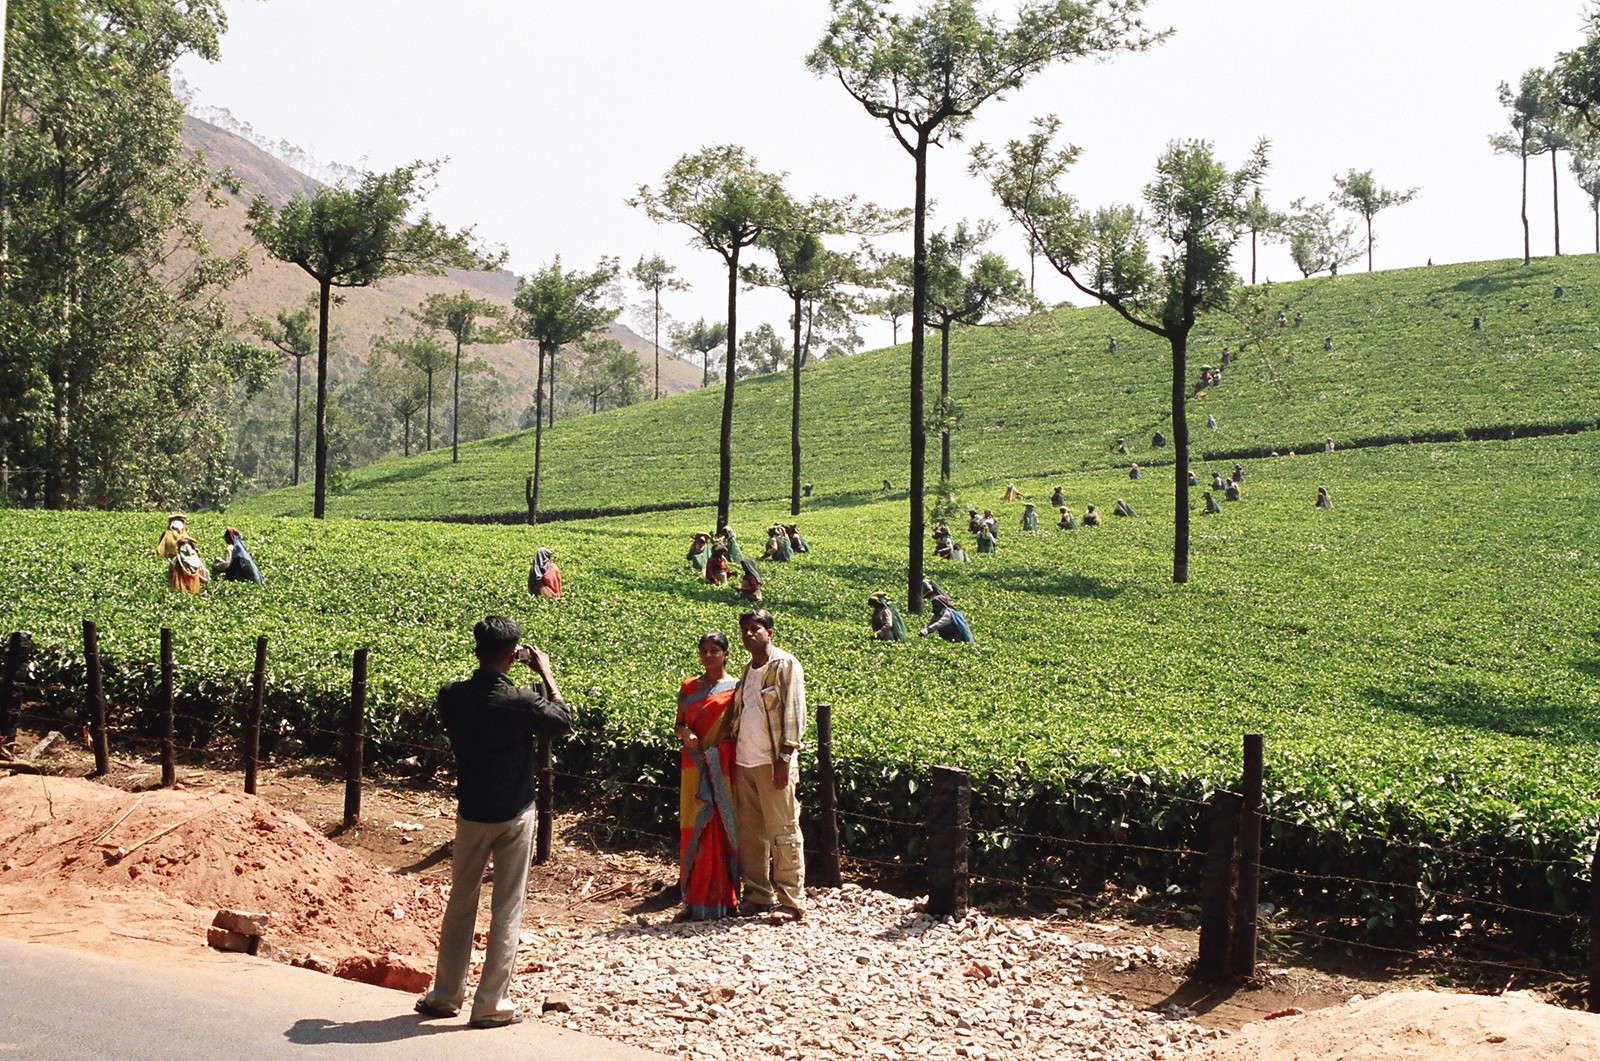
[[1330, 169, 1419, 273], [629, 255, 690, 399], [411, 291, 510, 463], [374, 328, 452, 452], [808, 0, 1163, 612], [924, 221, 1030, 481], [1491, 70, 1564, 265], [978, 119, 1267, 583], [745, 195, 901, 515], [1, 0, 255, 509], [1241, 178, 1286, 285], [672, 317, 730, 387], [632, 145, 792, 533], [1283, 198, 1360, 279], [513, 257, 621, 525], [250, 303, 320, 485], [736, 324, 788, 378], [247, 161, 500, 517]]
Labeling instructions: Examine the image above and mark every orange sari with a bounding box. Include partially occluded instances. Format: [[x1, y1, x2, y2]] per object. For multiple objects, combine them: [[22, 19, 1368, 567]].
[[676, 674, 738, 918]]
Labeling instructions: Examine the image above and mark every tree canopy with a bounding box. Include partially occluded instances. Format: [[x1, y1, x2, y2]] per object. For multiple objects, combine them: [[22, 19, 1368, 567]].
[[1330, 169, 1419, 273], [632, 145, 793, 532], [412, 291, 510, 463], [978, 118, 1266, 583], [247, 161, 499, 516], [808, 0, 1162, 610]]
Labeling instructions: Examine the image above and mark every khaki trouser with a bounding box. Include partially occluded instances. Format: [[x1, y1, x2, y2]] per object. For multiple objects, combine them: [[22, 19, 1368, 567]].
[[421, 802, 536, 1023], [735, 761, 805, 911]]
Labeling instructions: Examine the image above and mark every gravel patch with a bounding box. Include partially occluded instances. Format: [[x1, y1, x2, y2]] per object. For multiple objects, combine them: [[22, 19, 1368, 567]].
[[508, 883, 1218, 1060]]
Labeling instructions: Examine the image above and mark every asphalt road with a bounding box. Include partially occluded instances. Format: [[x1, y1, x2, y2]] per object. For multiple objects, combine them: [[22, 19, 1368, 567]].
[[0, 936, 665, 1060]]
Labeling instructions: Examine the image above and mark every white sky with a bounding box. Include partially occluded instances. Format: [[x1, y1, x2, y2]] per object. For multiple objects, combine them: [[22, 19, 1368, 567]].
[[175, 0, 1593, 350]]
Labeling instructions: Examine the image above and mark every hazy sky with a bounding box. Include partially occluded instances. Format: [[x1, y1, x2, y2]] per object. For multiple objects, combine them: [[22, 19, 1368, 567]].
[[175, 1, 1592, 350]]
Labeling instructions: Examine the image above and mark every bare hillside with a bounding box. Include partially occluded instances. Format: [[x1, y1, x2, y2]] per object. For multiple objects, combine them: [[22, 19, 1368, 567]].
[[180, 115, 704, 408]]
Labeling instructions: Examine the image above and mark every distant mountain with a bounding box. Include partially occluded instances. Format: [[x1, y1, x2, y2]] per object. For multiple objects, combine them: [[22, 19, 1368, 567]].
[[180, 115, 705, 411]]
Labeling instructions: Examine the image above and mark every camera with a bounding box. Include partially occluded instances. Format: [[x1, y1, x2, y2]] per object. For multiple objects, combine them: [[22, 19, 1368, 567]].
[[515, 644, 535, 665]]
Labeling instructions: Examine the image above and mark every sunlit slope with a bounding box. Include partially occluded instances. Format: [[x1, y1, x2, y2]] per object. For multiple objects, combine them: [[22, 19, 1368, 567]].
[[230, 256, 1600, 521]]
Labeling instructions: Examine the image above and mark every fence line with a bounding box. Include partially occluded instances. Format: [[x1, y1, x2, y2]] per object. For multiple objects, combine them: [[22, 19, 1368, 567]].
[[4, 623, 1595, 996]]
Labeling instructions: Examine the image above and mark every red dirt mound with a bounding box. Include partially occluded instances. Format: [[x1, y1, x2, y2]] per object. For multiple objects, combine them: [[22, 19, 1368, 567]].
[[0, 775, 445, 987]]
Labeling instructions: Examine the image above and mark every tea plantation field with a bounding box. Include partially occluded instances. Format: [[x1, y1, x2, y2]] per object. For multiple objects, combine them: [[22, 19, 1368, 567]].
[[229, 256, 1600, 522], [5, 430, 1598, 938]]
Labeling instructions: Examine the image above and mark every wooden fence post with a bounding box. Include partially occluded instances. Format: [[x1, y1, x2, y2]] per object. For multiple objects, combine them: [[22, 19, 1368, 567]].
[[2, 632, 27, 748], [535, 735, 554, 864], [83, 620, 109, 777], [927, 765, 971, 918], [1196, 790, 1242, 981], [244, 636, 266, 796], [1229, 733, 1264, 980], [814, 703, 842, 888], [159, 627, 175, 788], [343, 648, 367, 828], [1590, 833, 1600, 1013]]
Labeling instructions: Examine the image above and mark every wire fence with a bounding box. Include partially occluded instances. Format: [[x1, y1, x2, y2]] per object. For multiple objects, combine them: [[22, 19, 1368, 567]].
[[4, 623, 1595, 995]]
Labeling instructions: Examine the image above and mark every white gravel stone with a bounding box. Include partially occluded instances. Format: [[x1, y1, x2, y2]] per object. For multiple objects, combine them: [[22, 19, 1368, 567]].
[[509, 887, 1210, 1060]]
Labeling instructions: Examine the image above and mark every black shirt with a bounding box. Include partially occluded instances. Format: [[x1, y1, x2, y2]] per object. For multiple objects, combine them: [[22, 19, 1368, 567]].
[[437, 667, 572, 823]]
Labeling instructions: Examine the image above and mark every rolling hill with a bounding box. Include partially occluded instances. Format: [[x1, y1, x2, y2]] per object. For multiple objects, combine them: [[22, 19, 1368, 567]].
[[230, 254, 1600, 521]]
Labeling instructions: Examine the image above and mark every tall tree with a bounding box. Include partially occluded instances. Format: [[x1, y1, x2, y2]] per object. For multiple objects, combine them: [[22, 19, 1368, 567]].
[[374, 329, 451, 452], [672, 317, 729, 387], [513, 257, 620, 525], [1492, 71, 1558, 265], [246, 162, 499, 517], [1330, 168, 1419, 272], [0, 0, 256, 509], [746, 196, 895, 514], [1282, 198, 1360, 278], [632, 146, 792, 533], [411, 291, 509, 463], [808, 0, 1161, 612], [979, 120, 1266, 583], [629, 254, 689, 399], [925, 222, 1029, 482], [250, 305, 315, 485], [735, 324, 788, 378], [1241, 183, 1284, 285]]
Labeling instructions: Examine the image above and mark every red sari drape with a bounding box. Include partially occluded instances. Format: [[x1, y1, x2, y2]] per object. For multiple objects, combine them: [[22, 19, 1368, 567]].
[[677, 675, 739, 919]]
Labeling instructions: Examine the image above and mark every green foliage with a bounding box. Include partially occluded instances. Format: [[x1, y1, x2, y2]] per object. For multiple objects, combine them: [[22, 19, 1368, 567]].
[[1330, 168, 1421, 272], [0, 0, 251, 511], [5, 431, 1600, 941]]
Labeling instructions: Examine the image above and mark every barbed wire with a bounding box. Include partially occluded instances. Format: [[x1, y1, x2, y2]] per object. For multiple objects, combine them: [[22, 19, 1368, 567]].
[[1259, 863, 1585, 924], [1279, 924, 1578, 982]]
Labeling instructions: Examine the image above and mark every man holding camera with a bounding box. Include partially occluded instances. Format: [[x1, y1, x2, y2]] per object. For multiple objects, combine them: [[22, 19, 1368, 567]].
[[416, 615, 569, 1028]]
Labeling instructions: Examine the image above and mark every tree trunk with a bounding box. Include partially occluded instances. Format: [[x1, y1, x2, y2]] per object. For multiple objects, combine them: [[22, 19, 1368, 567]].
[[451, 335, 462, 463], [939, 320, 951, 483], [292, 354, 303, 486], [716, 249, 740, 533], [424, 370, 434, 451], [1170, 330, 1190, 584], [530, 341, 547, 525], [402, 416, 411, 457], [653, 291, 662, 400], [791, 291, 802, 517], [1365, 216, 1374, 272], [1250, 226, 1258, 285], [1521, 147, 1530, 266], [908, 136, 930, 614], [313, 279, 331, 519], [1553, 148, 1562, 257], [548, 346, 557, 427]]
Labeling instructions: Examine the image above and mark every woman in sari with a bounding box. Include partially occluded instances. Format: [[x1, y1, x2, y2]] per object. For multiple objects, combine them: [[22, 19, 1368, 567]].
[[675, 632, 739, 920]]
